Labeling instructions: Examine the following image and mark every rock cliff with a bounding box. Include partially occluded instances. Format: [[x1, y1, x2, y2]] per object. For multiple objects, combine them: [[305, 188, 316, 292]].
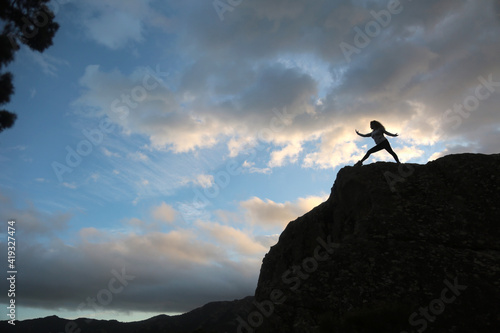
[[250, 153, 500, 333]]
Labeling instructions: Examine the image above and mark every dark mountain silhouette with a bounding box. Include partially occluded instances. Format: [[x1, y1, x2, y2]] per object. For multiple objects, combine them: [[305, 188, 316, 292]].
[[0, 297, 255, 333], [3, 153, 500, 332]]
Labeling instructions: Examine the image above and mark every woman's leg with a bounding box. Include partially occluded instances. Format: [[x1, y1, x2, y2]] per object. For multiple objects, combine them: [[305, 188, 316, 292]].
[[360, 142, 386, 163], [384, 141, 400, 163]]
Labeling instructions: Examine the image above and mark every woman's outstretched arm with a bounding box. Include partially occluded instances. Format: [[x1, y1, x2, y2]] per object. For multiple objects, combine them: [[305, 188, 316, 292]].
[[384, 130, 399, 137], [355, 129, 371, 137]]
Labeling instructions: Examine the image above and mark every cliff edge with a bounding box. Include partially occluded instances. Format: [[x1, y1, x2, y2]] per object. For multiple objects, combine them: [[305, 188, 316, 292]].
[[252, 153, 500, 333]]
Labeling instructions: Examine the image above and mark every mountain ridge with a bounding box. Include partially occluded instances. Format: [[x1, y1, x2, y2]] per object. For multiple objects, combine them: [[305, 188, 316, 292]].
[[0, 297, 255, 333]]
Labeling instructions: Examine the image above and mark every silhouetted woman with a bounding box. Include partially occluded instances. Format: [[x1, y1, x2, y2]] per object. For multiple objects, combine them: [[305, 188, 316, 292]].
[[354, 120, 400, 166]]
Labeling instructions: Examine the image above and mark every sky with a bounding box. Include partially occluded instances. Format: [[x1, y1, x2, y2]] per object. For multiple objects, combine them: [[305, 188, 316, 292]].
[[1, 0, 500, 324]]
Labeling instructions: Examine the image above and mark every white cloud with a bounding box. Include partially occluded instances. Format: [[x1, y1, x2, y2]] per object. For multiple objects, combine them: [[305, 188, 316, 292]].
[[101, 147, 121, 158], [240, 194, 327, 229], [151, 202, 177, 224], [268, 142, 303, 167], [242, 161, 271, 174], [196, 221, 268, 256], [195, 174, 215, 188], [303, 138, 362, 169], [397, 146, 426, 163]]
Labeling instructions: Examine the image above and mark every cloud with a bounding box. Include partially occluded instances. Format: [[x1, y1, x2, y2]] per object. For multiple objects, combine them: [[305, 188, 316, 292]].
[[72, 62, 319, 160], [62, 182, 78, 189], [179, 174, 217, 189], [127, 151, 149, 162], [195, 174, 215, 188], [52, 129, 222, 206], [101, 147, 121, 158], [242, 161, 271, 174], [84, 11, 144, 49], [196, 221, 268, 256], [0, 188, 321, 316], [187, 0, 500, 162], [269, 142, 303, 168], [0, 215, 261, 315], [28, 51, 69, 76], [240, 194, 327, 229], [151, 202, 177, 224], [73, 0, 171, 49], [73, 64, 225, 152], [0, 194, 71, 236], [71, 0, 500, 171]]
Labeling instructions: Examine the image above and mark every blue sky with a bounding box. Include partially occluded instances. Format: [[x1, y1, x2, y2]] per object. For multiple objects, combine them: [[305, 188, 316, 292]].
[[1, 0, 500, 323]]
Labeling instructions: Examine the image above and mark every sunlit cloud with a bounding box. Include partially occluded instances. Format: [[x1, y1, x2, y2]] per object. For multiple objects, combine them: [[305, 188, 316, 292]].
[[268, 142, 303, 168], [196, 221, 268, 256], [195, 174, 215, 188], [241, 194, 327, 229], [151, 202, 177, 224]]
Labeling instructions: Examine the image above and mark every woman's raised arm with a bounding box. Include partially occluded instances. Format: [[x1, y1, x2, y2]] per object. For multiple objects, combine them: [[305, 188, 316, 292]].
[[355, 129, 371, 137], [384, 130, 399, 137]]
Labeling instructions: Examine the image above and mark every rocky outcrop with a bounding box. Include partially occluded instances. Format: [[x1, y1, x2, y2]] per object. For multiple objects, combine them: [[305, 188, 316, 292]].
[[251, 153, 500, 333]]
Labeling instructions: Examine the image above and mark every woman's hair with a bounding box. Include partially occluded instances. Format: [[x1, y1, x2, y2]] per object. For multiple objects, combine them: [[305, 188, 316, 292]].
[[370, 120, 385, 130]]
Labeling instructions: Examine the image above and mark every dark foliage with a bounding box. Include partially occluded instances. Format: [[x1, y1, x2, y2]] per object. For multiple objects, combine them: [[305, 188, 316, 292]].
[[0, 0, 59, 133], [0, 109, 17, 132]]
